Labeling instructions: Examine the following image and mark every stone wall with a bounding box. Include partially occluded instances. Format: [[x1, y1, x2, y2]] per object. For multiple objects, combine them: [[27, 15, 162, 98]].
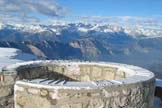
[[16, 64, 126, 81], [0, 73, 16, 108], [0, 61, 155, 108], [15, 78, 155, 108]]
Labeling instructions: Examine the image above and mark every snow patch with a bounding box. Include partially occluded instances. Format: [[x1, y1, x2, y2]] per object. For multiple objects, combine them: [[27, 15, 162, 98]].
[[0, 47, 40, 71]]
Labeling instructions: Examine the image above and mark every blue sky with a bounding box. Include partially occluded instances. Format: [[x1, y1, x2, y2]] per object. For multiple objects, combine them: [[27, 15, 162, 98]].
[[0, 0, 162, 24], [58, 0, 162, 17]]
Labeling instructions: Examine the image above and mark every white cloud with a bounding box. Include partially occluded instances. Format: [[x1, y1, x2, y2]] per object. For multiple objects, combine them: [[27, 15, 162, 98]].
[[0, 14, 40, 24], [68, 15, 158, 25], [0, 0, 160, 25], [0, 0, 66, 23]]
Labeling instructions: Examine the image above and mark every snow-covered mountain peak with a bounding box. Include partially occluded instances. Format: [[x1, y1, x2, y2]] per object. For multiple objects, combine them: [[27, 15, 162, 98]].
[[0, 22, 162, 37]]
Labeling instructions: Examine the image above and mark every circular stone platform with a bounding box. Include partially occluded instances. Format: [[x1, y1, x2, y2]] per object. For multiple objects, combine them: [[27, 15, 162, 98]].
[[0, 60, 155, 108]]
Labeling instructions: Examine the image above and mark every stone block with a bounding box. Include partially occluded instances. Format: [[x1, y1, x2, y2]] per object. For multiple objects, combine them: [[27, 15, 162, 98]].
[[4, 75, 16, 85], [91, 66, 102, 78], [0, 86, 12, 97], [115, 71, 126, 79], [16, 96, 27, 106], [81, 75, 90, 81], [47, 66, 53, 71], [122, 89, 131, 96], [28, 88, 39, 95], [60, 104, 70, 108], [114, 96, 128, 107], [103, 71, 115, 80], [80, 66, 91, 75], [70, 103, 82, 108], [40, 89, 49, 97], [88, 98, 104, 108]]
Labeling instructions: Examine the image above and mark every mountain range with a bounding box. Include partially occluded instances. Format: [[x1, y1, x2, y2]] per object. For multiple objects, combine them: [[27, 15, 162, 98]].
[[0, 22, 162, 78]]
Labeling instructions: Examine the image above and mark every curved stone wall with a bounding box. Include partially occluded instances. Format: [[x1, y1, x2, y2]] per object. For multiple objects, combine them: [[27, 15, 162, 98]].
[[16, 62, 132, 81], [0, 61, 155, 108]]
